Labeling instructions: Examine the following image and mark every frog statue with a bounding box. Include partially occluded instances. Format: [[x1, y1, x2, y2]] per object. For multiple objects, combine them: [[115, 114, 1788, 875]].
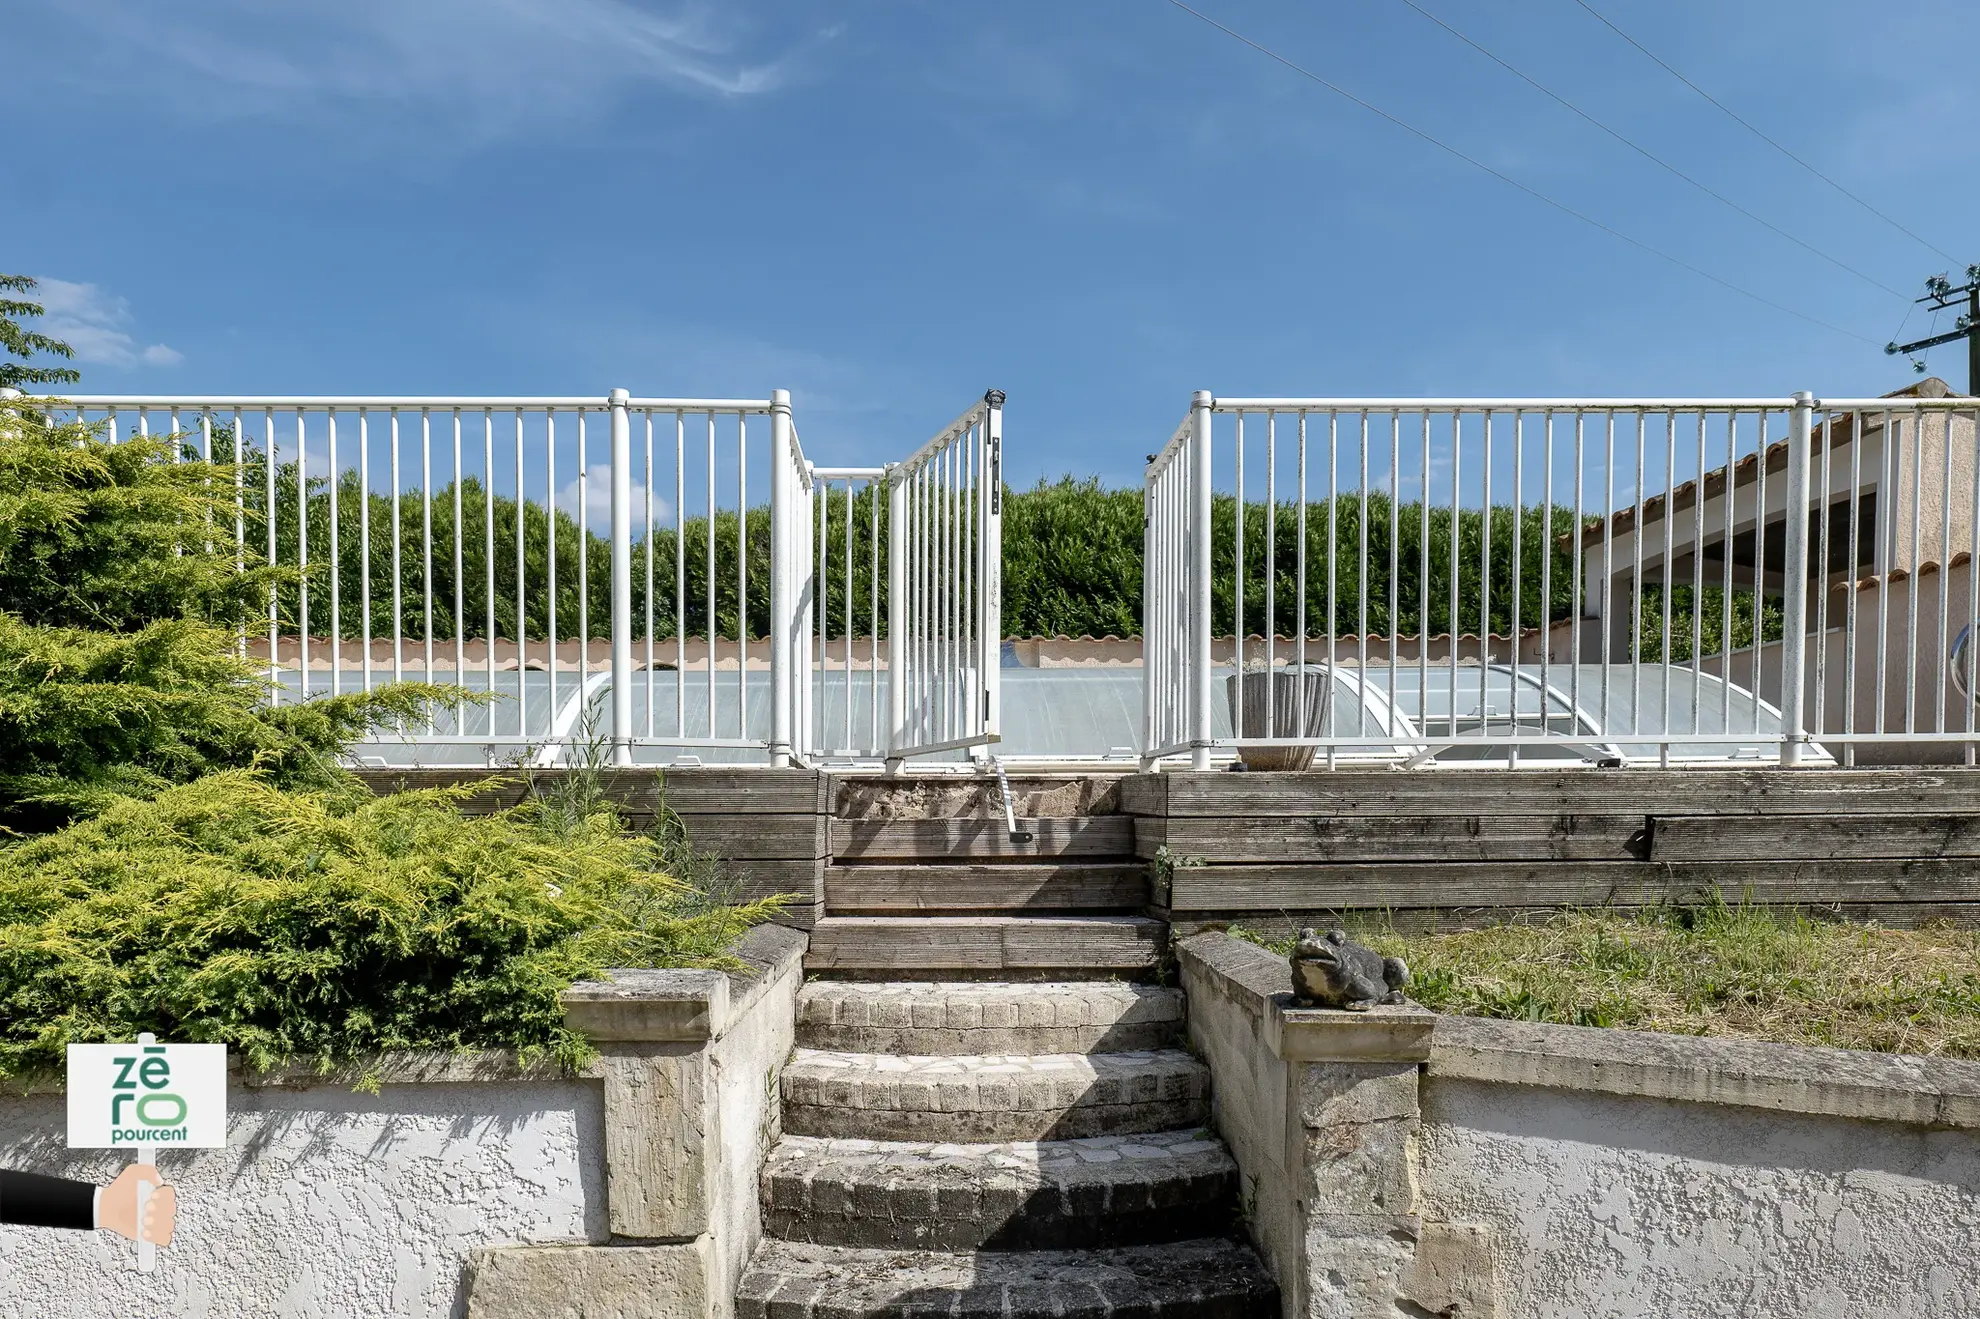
[[1289, 928, 1410, 1011]]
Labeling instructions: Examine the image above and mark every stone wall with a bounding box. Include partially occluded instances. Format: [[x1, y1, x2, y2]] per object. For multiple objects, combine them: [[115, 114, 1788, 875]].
[[1178, 931, 1980, 1319], [1178, 932, 1450, 1319], [466, 922, 806, 1319]]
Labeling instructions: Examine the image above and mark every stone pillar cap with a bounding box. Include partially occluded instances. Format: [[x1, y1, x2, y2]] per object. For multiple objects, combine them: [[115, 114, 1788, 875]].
[[1268, 998, 1437, 1062]]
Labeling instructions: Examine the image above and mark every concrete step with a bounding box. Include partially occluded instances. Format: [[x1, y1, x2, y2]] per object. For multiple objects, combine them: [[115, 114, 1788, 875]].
[[804, 916, 1165, 976], [735, 1237, 1279, 1319], [831, 816, 1136, 861], [825, 863, 1148, 914], [781, 1048, 1210, 1142], [761, 1132, 1238, 1250], [797, 982, 1183, 1055]]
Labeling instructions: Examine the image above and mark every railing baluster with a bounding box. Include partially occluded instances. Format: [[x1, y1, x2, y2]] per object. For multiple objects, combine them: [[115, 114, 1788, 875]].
[[359, 408, 372, 693], [608, 390, 632, 766], [298, 410, 311, 702], [643, 410, 655, 741], [265, 407, 279, 703], [452, 408, 465, 696], [514, 409, 527, 742], [392, 410, 405, 687], [1659, 411, 1675, 766], [705, 413, 717, 743], [1967, 404, 1980, 761], [546, 409, 558, 744], [675, 411, 686, 739], [329, 408, 341, 697], [738, 415, 749, 744]]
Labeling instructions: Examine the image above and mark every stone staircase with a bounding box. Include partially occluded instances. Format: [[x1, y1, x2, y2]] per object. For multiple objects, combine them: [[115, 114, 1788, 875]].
[[734, 980, 1278, 1319]]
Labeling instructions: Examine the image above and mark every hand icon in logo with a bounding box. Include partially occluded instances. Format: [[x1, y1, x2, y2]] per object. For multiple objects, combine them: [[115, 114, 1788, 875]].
[[97, 1164, 175, 1246]]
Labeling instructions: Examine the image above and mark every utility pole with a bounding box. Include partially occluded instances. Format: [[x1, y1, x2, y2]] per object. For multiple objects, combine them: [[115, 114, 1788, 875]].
[[1887, 265, 1980, 395]]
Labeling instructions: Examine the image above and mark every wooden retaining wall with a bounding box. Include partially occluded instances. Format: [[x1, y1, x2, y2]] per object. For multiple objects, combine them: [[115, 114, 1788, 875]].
[[356, 766, 1980, 935], [1124, 769, 1980, 933]]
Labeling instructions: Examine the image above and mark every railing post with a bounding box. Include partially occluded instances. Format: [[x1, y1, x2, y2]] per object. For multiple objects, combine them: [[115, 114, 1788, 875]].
[[1190, 390, 1215, 771], [979, 391, 1005, 747], [1141, 455, 1159, 772], [608, 389, 634, 768], [1780, 390, 1815, 767], [885, 461, 907, 774], [769, 389, 796, 768]]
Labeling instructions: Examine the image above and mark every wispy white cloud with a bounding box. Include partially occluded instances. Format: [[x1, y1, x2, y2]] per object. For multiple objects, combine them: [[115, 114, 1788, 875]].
[[33, 279, 183, 370], [557, 461, 670, 530], [24, 0, 816, 140]]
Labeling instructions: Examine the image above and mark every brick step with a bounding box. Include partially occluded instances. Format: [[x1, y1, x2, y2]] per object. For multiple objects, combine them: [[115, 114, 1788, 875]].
[[830, 817, 1135, 862], [804, 916, 1165, 976], [825, 863, 1148, 914], [735, 1237, 1278, 1319], [780, 1048, 1210, 1142], [797, 982, 1182, 1055], [761, 1132, 1236, 1250]]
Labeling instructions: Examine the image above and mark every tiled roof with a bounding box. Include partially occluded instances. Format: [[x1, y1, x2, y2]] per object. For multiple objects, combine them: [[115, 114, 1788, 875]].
[[1562, 378, 1957, 552]]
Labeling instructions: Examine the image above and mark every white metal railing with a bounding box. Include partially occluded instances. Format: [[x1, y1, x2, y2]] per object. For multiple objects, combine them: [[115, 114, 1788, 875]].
[[805, 463, 889, 760], [18, 386, 1002, 769], [1146, 390, 1980, 769], [886, 391, 1004, 764]]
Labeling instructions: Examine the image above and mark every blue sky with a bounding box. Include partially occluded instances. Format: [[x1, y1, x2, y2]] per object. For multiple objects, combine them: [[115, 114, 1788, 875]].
[[6, 0, 1974, 488]]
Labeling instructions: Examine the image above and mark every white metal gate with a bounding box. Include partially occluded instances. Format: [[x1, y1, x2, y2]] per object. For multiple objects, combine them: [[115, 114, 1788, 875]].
[[773, 390, 1004, 766], [15, 385, 1004, 769]]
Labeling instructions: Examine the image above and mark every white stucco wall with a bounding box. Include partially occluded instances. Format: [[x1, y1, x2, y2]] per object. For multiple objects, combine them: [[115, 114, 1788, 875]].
[[0, 1074, 604, 1319], [1421, 1075, 1980, 1318]]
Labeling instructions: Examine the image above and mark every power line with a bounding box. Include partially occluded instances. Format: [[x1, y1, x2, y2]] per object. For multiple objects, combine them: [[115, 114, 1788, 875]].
[[1161, 0, 1880, 346], [1568, 0, 1960, 265], [1392, 0, 1907, 300]]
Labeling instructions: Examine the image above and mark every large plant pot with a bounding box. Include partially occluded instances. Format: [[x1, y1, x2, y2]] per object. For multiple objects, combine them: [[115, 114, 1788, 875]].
[[1226, 667, 1332, 771]]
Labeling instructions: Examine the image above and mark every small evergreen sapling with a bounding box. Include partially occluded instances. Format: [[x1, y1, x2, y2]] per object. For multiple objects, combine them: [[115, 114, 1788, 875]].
[[0, 402, 447, 832]]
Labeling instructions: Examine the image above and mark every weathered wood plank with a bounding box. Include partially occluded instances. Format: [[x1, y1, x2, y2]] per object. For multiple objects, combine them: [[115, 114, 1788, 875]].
[[767, 904, 819, 932], [831, 775, 1127, 821], [1151, 769, 1980, 818], [720, 858, 825, 909], [675, 813, 829, 861], [1139, 814, 1647, 863], [351, 767, 828, 815], [825, 863, 1148, 913], [1117, 775, 1169, 818], [618, 770, 829, 814], [1169, 859, 1980, 912], [1173, 901, 1980, 938], [831, 817, 1135, 861], [1651, 814, 1980, 861], [804, 916, 1164, 972]]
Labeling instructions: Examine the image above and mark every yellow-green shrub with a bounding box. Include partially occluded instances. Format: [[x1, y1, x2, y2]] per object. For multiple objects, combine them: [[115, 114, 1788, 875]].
[[0, 772, 778, 1078]]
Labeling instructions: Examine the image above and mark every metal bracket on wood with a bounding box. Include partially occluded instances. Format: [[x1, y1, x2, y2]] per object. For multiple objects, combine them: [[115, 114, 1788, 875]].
[[989, 754, 1034, 845]]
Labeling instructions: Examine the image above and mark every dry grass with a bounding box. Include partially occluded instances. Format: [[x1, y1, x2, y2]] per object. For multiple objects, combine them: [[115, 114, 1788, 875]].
[[1234, 904, 1980, 1059]]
